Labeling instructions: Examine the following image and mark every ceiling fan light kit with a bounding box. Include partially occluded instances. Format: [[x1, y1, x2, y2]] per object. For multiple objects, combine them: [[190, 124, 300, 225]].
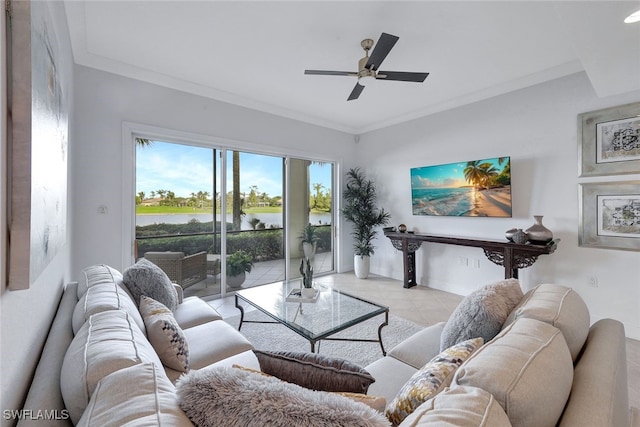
[[625, 9, 640, 23], [304, 32, 429, 101]]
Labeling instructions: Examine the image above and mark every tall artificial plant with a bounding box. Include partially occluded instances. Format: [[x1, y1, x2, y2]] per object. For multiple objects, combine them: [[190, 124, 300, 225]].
[[341, 168, 391, 257]]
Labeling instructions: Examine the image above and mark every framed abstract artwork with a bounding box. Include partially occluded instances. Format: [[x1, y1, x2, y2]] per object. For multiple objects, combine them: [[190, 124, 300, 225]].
[[579, 181, 640, 251], [578, 102, 640, 177], [7, 1, 68, 290]]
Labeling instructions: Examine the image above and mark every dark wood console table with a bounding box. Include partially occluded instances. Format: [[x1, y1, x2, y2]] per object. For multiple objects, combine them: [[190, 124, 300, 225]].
[[384, 232, 559, 288]]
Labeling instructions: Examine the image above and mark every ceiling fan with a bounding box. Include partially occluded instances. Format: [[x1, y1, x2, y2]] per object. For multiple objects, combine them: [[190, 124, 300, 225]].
[[304, 32, 429, 101]]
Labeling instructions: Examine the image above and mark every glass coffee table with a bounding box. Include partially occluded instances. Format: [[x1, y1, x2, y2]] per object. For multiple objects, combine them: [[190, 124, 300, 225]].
[[235, 281, 389, 355]]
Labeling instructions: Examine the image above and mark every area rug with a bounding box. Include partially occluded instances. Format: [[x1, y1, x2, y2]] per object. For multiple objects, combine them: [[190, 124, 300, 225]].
[[224, 310, 425, 367]]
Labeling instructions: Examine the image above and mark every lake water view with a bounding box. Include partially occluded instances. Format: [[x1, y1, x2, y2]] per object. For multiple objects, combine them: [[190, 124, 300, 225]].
[[136, 212, 332, 230]]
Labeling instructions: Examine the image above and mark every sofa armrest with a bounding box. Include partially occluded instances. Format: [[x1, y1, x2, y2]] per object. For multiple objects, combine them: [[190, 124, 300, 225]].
[[173, 283, 184, 304], [387, 322, 446, 369], [558, 319, 630, 427], [18, 283, 79, 427]]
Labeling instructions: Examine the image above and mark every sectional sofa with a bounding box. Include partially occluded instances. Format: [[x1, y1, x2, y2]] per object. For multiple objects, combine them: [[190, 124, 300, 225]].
[[17, 264, 630, 426]]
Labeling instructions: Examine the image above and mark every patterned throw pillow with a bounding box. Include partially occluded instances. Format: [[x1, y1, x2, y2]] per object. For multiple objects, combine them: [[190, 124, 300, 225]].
[[385, 337, 484, 426], [140, 296, 189, 372]]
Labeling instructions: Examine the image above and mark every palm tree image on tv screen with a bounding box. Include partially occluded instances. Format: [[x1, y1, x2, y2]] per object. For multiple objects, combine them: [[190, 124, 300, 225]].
[[410, 157, 511, 217]]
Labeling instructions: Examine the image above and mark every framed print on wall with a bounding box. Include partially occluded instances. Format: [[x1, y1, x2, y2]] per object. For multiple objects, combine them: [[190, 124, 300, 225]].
[[578, 102, 640, 177], [579, 181, 640, 251], [7, 1, 69, 290]]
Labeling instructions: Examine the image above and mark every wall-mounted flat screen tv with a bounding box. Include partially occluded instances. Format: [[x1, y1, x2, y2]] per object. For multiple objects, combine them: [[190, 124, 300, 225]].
[[411, 157, 511, 217]]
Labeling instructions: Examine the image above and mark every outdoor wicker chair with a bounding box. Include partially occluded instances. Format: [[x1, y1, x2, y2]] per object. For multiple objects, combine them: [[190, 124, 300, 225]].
[[144, 251, 207, 289]]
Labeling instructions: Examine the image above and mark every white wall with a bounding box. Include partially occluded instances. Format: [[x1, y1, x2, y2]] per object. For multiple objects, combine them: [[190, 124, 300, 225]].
[[362, 72, 640, 339], [0, 2, 73, 423], [71, 66, 357, 277]]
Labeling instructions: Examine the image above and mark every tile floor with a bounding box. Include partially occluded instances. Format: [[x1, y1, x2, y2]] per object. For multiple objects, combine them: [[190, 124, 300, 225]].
[[209, 273, 640, 426]]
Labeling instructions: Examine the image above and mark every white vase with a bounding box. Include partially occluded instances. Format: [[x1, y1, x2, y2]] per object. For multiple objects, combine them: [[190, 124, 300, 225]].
[[302, 287, 316, 298], [354, 255, 370, 279], [302, 242, 316, 260]]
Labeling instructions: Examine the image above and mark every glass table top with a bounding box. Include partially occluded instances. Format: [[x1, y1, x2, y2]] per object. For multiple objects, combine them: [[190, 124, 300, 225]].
[[235, 281, 388, 341]]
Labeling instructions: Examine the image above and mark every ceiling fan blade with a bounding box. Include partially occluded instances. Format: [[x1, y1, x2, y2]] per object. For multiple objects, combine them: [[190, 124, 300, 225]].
[[377, 71, 429, 82], [347, 83, 365, 101], [365, 32, 399, 71], [304, 70, 357, 77]]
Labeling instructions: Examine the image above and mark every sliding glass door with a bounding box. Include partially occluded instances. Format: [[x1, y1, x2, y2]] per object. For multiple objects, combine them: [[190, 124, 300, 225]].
[[135, 138, 334, 299], [287, 159, 334, 280], [224, 150, 285, 290]]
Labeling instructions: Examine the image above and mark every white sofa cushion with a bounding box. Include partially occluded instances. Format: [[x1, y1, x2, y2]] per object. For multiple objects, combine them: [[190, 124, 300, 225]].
[[140, 296, 190, 372], [366, 355, 422, 406], [61, 310, 163, 424], [503, 283, 590, 361], [399, 386, 511, 427], [173, 296, 223, 329], [164, 320, 253, 382], [453, 317, 573, 427], [77, 362, 192, 427], [77, 264, 123, 300], [388, 322, 445, 369], [72, 282, 145, 335]]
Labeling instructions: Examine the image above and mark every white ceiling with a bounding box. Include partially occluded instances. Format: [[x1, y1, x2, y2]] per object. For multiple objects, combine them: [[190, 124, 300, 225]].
[[63, 1, 640, 134]]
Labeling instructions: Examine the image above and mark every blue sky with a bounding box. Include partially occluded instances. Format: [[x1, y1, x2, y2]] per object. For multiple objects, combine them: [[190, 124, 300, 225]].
[[410, 157, 507, 189], [136, 141, 332, 198]]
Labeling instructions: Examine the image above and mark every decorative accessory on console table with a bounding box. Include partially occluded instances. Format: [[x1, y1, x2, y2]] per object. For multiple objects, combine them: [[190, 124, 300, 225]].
[[511, 229, 528, 245], [525, 215, 553, 244]]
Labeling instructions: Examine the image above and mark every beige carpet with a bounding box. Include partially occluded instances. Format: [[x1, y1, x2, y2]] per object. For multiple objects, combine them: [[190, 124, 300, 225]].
[[224, 310, 424, 367]]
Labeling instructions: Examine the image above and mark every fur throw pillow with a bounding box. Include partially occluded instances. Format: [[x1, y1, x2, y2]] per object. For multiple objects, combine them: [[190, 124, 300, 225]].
[[176, 366, 391, 427], [440, 279, 523, 351], [123, 258, 179, 311]]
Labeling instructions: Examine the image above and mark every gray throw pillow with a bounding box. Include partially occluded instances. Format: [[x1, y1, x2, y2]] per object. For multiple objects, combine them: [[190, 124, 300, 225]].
[[254, 350, 375, 393], [123, 259, 179, 311], [176, 366, 390, 427], [440, 279, 523, 351]]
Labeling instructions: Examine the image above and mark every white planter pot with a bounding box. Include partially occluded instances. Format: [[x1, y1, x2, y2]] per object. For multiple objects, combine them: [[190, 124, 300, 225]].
[[226, 271, 246, 289], [354, 255, 370, 279], [302, 242, 316, 260]]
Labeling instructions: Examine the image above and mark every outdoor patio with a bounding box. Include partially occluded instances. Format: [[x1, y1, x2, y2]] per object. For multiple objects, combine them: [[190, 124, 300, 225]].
[[183, 251, 333, 300]]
